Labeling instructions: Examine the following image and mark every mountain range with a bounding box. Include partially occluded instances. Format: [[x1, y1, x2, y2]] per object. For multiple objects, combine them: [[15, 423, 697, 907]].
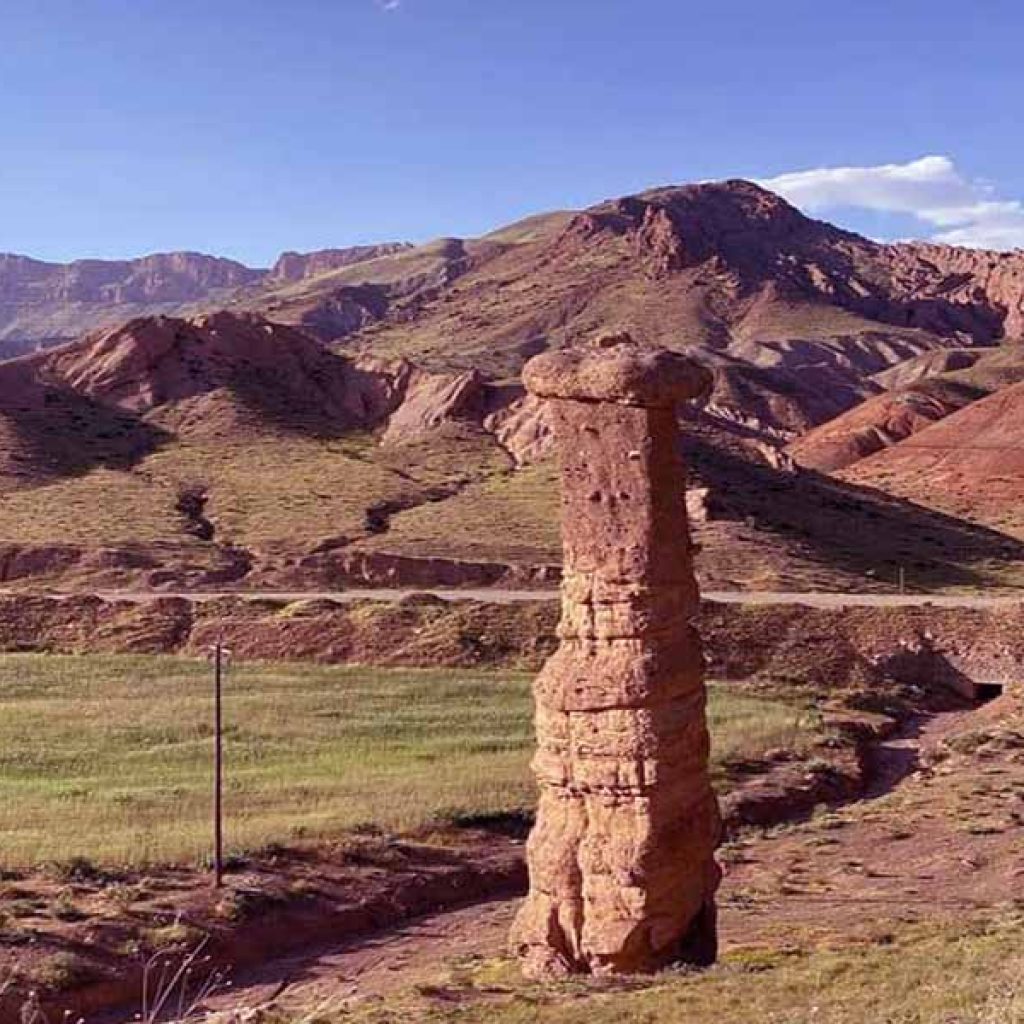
[[3, 179, 1024, 594], [0, 243, 411, 357]]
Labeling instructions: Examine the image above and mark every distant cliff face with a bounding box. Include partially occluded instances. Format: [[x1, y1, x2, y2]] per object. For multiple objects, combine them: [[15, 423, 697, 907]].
[[885, 242, 1024, 341], [0, 251, 261, 305], [0, 244, 410, 355], [266, 244, 413, 284]]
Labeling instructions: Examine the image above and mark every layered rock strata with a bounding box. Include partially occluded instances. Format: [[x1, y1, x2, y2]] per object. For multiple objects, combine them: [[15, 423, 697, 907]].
[[510, 334, 721, 977]]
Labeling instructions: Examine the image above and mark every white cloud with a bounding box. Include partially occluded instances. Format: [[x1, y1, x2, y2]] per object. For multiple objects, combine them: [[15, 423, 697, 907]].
[[375, 0, 401, 9], [760, 155, 1024, 251]]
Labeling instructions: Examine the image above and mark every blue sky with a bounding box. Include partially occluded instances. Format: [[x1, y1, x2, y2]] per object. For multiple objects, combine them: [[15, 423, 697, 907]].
[[3, 0, 1023, 264]]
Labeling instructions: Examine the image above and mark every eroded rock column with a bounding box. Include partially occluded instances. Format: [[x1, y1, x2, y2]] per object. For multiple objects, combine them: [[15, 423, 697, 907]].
[[510, 334, 721, 977]]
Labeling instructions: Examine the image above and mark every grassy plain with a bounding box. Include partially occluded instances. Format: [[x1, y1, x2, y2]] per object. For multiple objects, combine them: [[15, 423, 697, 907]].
[[0, 427, 510, 550], [0, 654, 817, 867]]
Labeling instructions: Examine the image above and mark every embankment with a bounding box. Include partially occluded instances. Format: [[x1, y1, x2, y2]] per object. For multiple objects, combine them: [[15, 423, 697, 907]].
[[0, 592, 1019, 699]]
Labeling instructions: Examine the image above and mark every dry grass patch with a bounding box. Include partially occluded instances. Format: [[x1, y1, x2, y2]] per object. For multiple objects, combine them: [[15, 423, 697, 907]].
[[313, 910, 1024, 1024], [0, 424, 516, 554], [362, 461, 561, 563]]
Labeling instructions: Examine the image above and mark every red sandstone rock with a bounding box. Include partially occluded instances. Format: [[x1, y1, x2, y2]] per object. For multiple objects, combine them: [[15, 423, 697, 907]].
[[380, 366, 486, 446], [483, 392, 552, 465], [266, 244, 412, 283], [40, 312, 401, 430], [842, 376, 1024, 528], [510, 334, 720, 977]]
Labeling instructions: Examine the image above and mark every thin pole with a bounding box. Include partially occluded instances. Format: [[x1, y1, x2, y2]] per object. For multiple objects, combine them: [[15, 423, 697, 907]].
[[213, 642, 224, 889], [898, 565, 906, 595]]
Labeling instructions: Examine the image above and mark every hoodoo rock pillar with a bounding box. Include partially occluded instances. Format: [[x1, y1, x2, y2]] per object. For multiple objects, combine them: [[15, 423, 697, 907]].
[[510, 333, 721, 977]]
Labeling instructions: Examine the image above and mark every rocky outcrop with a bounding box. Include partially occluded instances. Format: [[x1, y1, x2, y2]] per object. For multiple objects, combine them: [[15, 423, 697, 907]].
[[276, 548, 560, 589], [510, 336, 721, 977], [39, 312, 402, 431], [266, 244, 412, 283], [886, 242, 1024, 342], [483, 391, 553, 465], [381, 367, 487, 445]]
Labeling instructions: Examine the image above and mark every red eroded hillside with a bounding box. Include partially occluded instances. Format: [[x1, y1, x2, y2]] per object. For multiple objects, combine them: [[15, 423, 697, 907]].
[[0, 180, 1023, 591], [841, 380, 1024, 537], [331, 181, 1024, 440], [788, 381, 980, 472]]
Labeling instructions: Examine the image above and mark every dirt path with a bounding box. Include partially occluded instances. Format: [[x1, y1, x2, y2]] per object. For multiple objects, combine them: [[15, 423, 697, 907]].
[[719, 700, 1024, 948], [168, 700, 1024, 1020], [189, 898, 521, 1017]]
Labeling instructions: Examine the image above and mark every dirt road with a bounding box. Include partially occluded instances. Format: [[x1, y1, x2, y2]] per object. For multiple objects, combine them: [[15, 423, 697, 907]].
[[14, 587, 1024, 608]]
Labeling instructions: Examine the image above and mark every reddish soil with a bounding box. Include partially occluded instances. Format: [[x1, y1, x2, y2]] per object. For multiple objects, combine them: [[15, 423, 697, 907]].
[[719, 697, 1024, 950], [788, 380, 977, 472], [2, 593, 1024, 696], [844, 377, 1024, 536], [0, 831, 527, 1024], [177, 696, 1024, 1019]]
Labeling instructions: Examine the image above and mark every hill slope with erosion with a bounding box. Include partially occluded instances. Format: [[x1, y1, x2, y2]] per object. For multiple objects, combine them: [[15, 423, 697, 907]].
[[785, 341, 1024, 543], [790, 343, 1024, 470], [788, 379, 983, 472], [5, 180, 1024, 592], [8, 180, 1024, 446], [0, 308, 1020, 594], [328, 181, 1024, 440], [838, 377, 1024, 539]]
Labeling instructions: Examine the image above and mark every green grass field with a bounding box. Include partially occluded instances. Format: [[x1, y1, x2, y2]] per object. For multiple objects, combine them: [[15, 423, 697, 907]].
[[0, 425, 512, 551], [0, 654, 819, 867]]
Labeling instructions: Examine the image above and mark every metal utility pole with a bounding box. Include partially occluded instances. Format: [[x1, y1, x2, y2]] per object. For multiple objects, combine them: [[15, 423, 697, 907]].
[[211, 641, 230, 889]]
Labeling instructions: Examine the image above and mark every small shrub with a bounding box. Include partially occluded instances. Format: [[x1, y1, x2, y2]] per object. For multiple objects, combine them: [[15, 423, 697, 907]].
[[213, 886, 280, 922], [31, 952, 100, 991], [50, 888, 86, 922], [145, 920, 204, 950], [50, 855, 102, 883]]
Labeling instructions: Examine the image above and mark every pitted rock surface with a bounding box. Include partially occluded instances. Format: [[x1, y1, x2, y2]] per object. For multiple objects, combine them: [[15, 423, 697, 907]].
[[522, 333, 712, 407], [510, 334, 720, 977]]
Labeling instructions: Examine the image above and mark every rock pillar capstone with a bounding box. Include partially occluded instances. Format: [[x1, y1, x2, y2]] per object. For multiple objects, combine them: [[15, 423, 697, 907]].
[[510, 333, 721, 977]]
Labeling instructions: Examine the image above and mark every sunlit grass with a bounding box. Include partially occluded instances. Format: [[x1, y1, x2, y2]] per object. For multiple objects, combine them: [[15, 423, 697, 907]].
[[364, 461, 562, 563], [322, 910, 1024, 1024], [0, 654, 817, 867]]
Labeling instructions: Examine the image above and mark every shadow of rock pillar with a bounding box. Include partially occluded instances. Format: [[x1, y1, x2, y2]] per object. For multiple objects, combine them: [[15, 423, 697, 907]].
[[510, 333, 721, 978]]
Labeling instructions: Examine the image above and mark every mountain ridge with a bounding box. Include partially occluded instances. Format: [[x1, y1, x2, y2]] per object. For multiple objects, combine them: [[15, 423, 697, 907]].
[[3, 179, 1024, 592], [6, 181, 1024, 367], [0, 243, 412, 356]]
